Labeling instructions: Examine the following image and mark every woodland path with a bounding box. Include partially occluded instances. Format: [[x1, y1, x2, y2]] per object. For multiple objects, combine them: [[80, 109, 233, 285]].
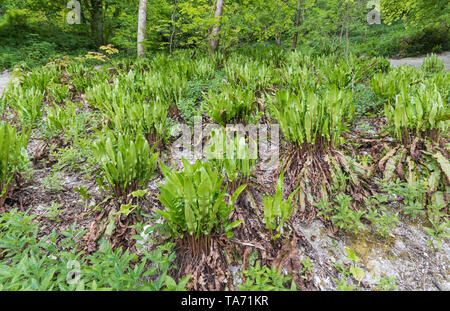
[[389, 51, 450, 72], [0, 70, 12, 98]]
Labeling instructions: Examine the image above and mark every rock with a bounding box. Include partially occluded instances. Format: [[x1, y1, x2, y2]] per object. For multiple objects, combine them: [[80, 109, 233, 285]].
[[293, 203, 450, 290]]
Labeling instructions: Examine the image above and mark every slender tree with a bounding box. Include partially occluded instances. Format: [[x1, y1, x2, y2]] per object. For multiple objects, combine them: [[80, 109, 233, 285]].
[[169, 0, 179, 55], [137, 0, 148, 57], [210, 0, 224, 53], [345, 1, 349, 57], [292, 0, 302, 50]]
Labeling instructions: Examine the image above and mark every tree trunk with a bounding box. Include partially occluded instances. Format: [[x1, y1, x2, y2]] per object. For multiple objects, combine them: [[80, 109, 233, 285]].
[[339, 24, 344, 43], [210, 0, 224, 53], [345, 2, 349, 57], [89, 0, 104, 46], [345, 26, 349, 56], [292, 0, 302, 50], [137, 0, 148, 58], [169, 0, 179, 55]]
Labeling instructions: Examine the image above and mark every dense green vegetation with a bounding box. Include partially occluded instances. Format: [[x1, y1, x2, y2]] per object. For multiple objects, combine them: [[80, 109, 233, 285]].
[[0, 0, 448, 292], [1, 0, 449, 70], [1, 46, 448, 290]]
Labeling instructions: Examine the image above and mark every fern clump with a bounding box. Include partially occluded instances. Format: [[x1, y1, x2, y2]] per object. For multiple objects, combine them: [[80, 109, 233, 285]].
[[205, 84, 258, 125], [156, 159, 246, 256], [270, 86, 372, 223], [0, 122, 29, 209], [421, 54, 445, 74], [205, 127, 257, 187], [271, 86, 354, 150], [384, 84, 448, 143], [92, 129, 159, 200], [378, 82, 449, 208]]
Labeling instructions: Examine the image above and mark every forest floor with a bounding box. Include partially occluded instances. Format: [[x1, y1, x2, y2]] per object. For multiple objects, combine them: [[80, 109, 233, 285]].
[[1, 53, 449, 291], [13, 116, 447, 291]]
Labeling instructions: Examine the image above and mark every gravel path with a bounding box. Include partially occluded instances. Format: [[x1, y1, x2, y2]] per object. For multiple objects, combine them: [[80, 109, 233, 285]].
[[0, 70, 13, 98], [389, 51, 450, 72]]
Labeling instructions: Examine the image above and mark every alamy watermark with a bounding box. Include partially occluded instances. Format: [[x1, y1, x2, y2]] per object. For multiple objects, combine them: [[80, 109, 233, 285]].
[[66, 260, 82, 285], [367, 0, 381, 25], [170, 117, 279, 171], [67, 0, 381, 26], [67, 0, 81, 25]]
